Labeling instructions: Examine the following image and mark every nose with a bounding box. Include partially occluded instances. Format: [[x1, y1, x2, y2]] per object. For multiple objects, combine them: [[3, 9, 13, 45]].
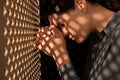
[[61, 27, 69, 37], [57, 17, 72, 37]]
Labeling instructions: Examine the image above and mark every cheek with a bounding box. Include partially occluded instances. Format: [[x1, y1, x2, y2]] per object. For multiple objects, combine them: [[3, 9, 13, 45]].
[[77, 30, 90, 43], [67, 27, 77, 35], [76, 16, 88, 25], [77, 38, 85, 43], [67, 21, 81, 35], [79, 29, 88, 37], [69, 21, 80, 31]]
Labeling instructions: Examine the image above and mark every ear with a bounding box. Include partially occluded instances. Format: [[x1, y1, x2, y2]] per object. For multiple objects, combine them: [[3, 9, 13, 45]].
[[75, 0, 87, 13]]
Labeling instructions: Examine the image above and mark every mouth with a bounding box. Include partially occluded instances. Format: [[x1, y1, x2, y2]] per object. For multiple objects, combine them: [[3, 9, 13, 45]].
[[68, 34, 76, 41], [69, 34, 82, 43], [68, 34, 84, 43]]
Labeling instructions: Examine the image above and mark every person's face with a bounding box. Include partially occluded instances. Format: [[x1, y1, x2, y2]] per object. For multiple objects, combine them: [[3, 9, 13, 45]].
[[50, 9, 93, 43]]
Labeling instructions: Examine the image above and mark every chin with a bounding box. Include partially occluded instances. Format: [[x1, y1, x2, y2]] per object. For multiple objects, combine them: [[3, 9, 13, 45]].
[[76, 38, 85, 43]]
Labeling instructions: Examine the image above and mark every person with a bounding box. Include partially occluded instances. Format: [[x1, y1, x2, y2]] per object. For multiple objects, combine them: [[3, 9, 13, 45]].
[[34, 0, 120, 80]]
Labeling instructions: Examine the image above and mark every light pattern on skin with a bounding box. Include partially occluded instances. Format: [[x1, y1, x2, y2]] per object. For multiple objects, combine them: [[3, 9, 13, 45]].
[[49, 42, 54, 48], [69, 20, 80, 30], [45, 47, 51, 53], [61, 13, 70, 21], [54, 38, 63, 45], [67, 27, 77, 36], [34, 25, 70, 68], [54, 50, 60, 57], [75, 16, 88, 24]]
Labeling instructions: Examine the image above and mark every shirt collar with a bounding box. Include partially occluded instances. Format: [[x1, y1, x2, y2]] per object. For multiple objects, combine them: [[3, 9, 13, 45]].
[[100, 10, 120, 40]]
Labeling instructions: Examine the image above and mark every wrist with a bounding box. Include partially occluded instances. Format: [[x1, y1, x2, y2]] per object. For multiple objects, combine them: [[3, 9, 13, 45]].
[[52, 50, 70, 68]]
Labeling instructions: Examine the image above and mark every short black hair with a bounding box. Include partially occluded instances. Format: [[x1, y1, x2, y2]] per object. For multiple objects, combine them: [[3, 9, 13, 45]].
[[87, 0, 99, 3], [98, 0, 120, 12], [88, 0, 120, 12], [40, 0, 120, 26], [40, 0, 74, 26]]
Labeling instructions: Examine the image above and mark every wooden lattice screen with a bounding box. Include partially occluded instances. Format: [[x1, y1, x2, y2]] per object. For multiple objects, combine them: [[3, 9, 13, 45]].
[[0, 0, 41, 80]]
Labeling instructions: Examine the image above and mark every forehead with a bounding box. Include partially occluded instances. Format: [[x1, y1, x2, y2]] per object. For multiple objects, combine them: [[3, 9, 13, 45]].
[[59, 13, 71, 21]]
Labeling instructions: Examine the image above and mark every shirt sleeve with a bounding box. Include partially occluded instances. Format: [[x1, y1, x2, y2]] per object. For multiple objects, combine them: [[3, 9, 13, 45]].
[[59, 61, 81, 80]]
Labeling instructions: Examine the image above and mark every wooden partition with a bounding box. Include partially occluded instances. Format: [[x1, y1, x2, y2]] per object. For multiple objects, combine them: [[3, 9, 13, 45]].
[[0, 0, 41, 80]]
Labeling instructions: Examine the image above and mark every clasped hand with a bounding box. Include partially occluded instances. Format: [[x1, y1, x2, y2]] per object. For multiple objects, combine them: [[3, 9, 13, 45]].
[[34, 25, 67, 57]]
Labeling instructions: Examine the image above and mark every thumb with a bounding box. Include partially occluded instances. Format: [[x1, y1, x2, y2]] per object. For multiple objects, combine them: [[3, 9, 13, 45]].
[[50, 27, 63, 38], [48, 16, 57, 26]]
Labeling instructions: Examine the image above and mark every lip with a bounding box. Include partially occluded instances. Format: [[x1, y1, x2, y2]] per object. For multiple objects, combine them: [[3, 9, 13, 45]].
[[68, 34, 76, 41]]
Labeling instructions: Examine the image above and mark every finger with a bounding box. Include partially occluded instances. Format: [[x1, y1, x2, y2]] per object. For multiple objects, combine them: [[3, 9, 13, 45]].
[[44, 27, 52, 36], [41, 27, 45, 33], [46, 30, 52, 36], [41, 33, 47, 38], [38, 39, 51, 56], [33, 38, 41, 47], [41, 39, 46, 46], [37, 28, 48, 39], [48, 24, 56, 30], [37, 32, 44, 39], [50, 28, 62, 38], [48, 16, 52, 24], [36, 32, 40, 38], [38, 44, 42, 50], [38, 28, 41, 32], [48, 16, 57, 26], [37, 39, 46, 51]]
